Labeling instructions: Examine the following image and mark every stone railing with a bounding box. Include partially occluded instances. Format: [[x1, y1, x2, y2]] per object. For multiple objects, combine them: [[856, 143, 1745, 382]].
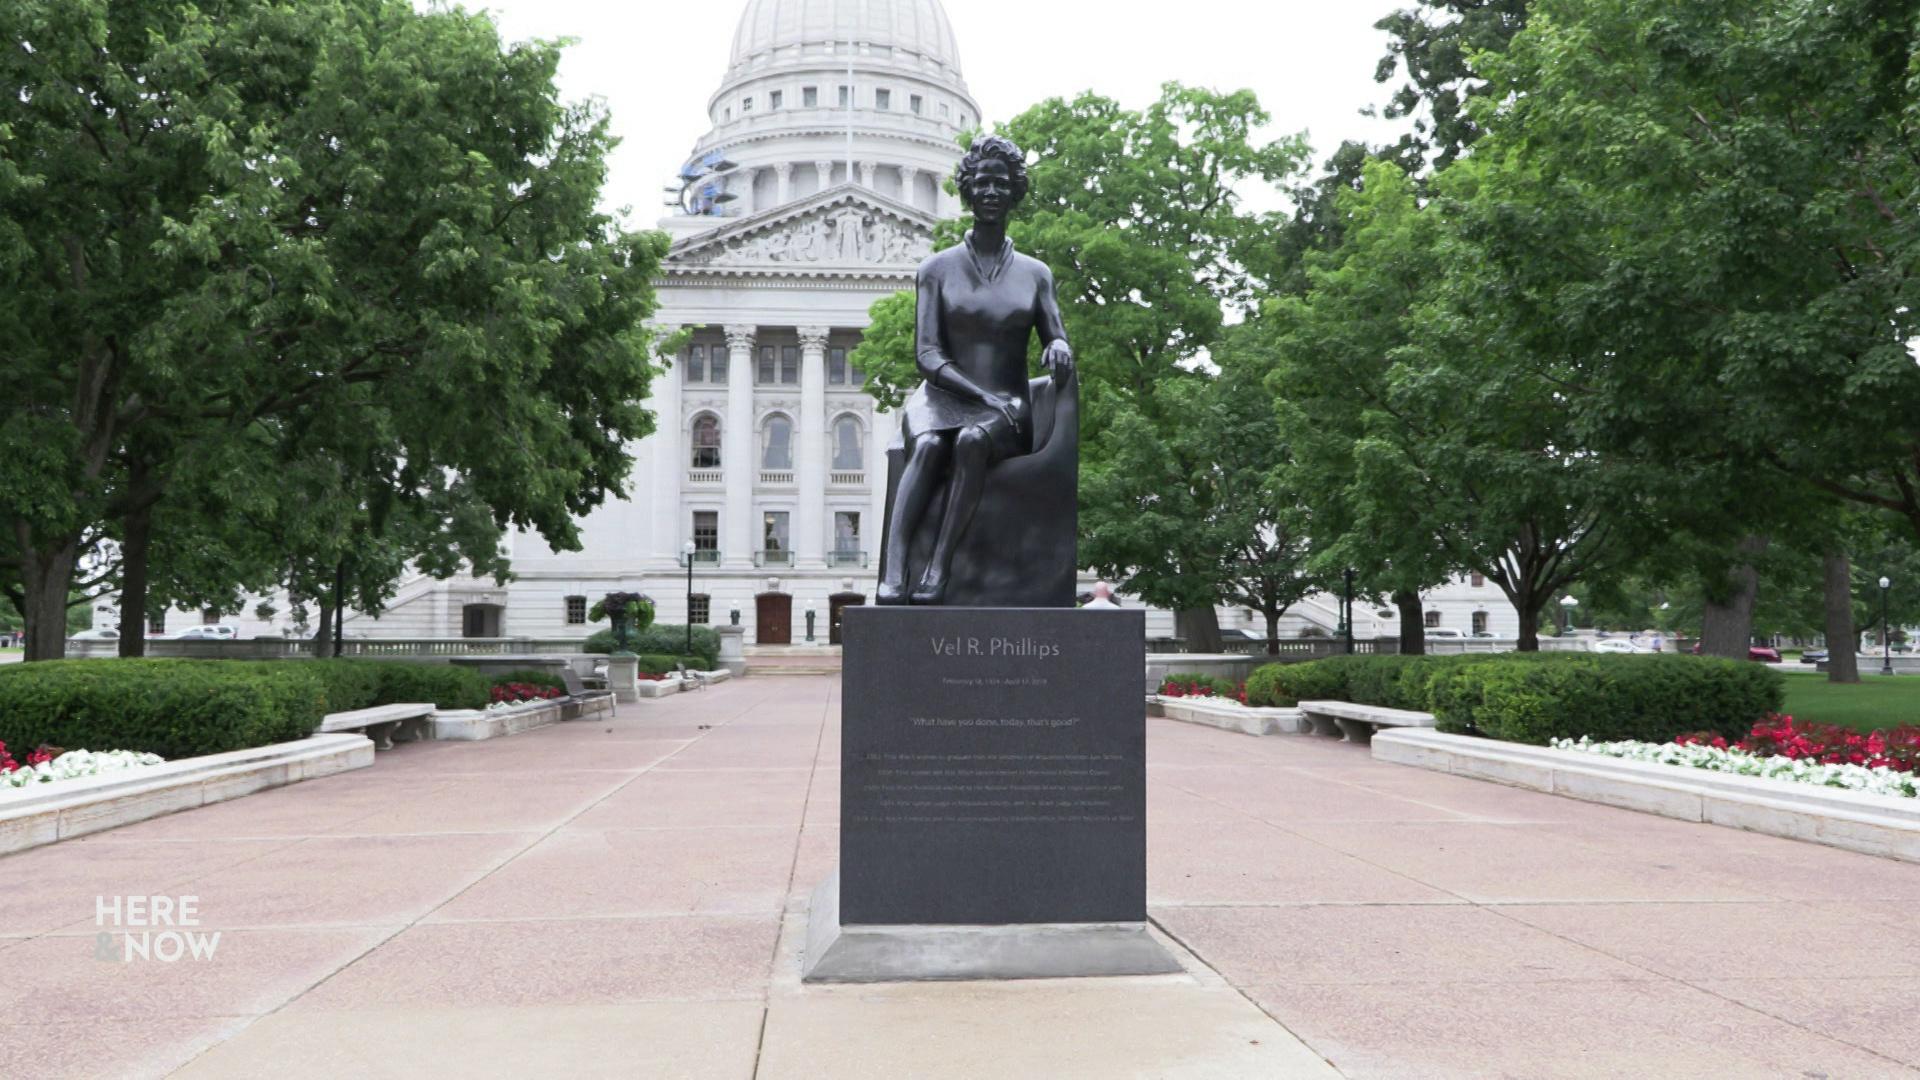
[[829, 471, 866, 486], [760, 470, 796, 486], [64, 637, 596, 661], [687, 469, 724, 485]]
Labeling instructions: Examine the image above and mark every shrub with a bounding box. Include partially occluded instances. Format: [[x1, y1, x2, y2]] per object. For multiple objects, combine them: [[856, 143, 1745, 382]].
[[489, 668, 569, 693], [0, 659, 325, 759], [1425, 654, 1783, 745], [632, 654, 705, 675], [1245, 660, 1350, 706], [366, 662, 492, 711], [584, 625, 719, 668]]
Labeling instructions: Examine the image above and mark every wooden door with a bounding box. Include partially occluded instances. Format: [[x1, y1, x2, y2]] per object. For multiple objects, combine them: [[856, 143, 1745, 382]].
[[828, 593, 864, 645], [756, 593, 792, 645]]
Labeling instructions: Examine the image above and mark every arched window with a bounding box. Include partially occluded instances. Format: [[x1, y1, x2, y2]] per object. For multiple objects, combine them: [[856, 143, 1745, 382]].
[[762, 415, 793, 470], [690, 414, 721, 469], [832, 416, 863, 470]]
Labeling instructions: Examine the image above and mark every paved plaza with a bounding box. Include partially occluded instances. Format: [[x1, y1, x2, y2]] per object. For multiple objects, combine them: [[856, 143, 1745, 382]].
[[3, 676, 1918, 1078]]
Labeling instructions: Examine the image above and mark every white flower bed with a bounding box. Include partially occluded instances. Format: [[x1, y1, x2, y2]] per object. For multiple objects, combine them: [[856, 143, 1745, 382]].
[[1, 749, 166, 791], [1552, 736, 1919, 800]]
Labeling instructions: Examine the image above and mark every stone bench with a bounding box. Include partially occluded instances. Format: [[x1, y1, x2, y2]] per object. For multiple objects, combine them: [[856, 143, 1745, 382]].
[[316, 703, 436, 750], [1295, 700, 1438, 745]]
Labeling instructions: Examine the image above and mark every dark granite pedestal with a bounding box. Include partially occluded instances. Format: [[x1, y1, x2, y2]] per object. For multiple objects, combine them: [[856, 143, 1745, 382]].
[[802, 606, 1181, 982]]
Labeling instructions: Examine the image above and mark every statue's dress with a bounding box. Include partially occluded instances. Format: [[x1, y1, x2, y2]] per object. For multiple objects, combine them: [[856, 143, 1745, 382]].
[[899, 236, 1064, 463]]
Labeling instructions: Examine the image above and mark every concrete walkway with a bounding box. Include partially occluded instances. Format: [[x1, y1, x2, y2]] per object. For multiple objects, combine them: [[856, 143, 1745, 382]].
[[4, 677, 1919, 1079]]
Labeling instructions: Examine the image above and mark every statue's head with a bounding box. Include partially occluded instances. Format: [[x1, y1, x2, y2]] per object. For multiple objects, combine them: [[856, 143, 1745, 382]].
[[954, 134, 1030, 224]]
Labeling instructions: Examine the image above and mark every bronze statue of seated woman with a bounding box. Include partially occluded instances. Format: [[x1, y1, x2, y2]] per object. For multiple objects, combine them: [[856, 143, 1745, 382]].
[[876, 135, 1077, 607]]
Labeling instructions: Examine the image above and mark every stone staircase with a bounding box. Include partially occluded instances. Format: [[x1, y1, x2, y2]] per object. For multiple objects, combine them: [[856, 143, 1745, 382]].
[[744, 645, 843, 677]]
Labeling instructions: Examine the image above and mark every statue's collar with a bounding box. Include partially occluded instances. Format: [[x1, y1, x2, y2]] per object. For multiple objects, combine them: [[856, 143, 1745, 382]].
[[963, 230, 1014, 283]]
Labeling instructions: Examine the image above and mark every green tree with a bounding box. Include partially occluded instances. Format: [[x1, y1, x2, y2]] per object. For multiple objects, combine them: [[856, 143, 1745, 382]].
[[1448, 0, 1920, 656], [1080, 334, 1327, 651], [0, 0, 669, 660], [1372, 0, 1532, 172]]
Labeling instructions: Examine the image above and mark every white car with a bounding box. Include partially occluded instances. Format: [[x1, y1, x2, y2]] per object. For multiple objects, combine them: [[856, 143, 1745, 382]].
[[1589, 638, 1649, 654], [171, 625, 240, 641], [1426, 627, 1467, 639], [68, 628, 120, 641]]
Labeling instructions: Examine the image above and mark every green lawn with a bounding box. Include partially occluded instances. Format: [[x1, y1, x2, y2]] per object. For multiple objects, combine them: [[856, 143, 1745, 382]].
[[1779, 671, 1920, 732]]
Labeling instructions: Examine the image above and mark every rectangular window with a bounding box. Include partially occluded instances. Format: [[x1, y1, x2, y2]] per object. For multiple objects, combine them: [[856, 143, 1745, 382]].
[[780, 345, 799, 384], [758, 345, 776, 384], [1424, 610, 1442, 629], [1472, 611, 1489, 636], [769, 90, 783, 110], [803, 86, 818, 107], [828, 346, 847, 385], [1470, 572, 1485, 588], [201, 609, 220, 625], [834, 512, 861, 561], [689, 595, 711, 625], [939, 102, 950, 118], [741, 96, 753, 112], [693, 511, 719, 555], [565, 596, 587, 626], [711, 347, 728, 384], [724, 107, 731, 122], [910, 94, 923, 115], [686, 344, 705, 383], [763, 511, 791, 564], [838, 85, 851, 108], [148, 615, 165, 635], [849, 361, 865, 387], [875, 89, 891, 111]]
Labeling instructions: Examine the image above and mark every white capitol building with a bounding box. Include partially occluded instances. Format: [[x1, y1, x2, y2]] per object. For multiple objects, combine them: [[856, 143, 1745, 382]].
[[127, 0, 1519, 647]]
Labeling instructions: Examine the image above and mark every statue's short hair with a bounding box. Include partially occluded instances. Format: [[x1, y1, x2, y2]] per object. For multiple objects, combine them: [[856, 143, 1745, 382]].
[[954, 134, 1031, 211]]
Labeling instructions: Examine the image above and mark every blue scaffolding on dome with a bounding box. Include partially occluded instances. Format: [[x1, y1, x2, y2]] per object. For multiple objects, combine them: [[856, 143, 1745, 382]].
[[665, 151, 740, 216]]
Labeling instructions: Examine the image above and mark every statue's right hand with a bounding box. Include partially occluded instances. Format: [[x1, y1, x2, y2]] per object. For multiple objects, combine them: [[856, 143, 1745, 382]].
[[981, 392, 1021, 429]]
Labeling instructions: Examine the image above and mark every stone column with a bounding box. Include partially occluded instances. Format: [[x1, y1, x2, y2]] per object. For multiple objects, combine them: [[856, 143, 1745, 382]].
[[900, 165, 921, 210], [859, 161, 877, 190], [816, 159, 835, 192], [798, 327, 830, 566], [652, 329, 684, 560], [776, 162, 794, 206], [724, 326, 757, 568]]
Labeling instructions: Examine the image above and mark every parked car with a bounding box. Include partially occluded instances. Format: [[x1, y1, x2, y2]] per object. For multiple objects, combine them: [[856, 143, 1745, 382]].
[[1688, 643, 1786, 662], [1589, 638, 1649, 654], [68, 628, 120, 641], [1426, 627, 1467, 639], [1800, 649, 1830, 665], [171, 625, 240, 641]]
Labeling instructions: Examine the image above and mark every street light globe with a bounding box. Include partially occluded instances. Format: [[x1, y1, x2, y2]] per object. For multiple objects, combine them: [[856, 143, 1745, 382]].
[[683, 540, 696, 556], [1881, 576, 1893, 590], [1561, 596, 1579, 608]]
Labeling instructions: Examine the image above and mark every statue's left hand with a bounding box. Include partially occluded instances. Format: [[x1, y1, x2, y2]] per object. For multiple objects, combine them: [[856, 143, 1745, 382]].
[[1042, 340, 1075, 379]]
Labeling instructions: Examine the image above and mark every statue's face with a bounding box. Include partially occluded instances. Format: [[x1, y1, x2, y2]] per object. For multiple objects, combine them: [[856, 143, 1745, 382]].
[[969, 159, 1014, 224]]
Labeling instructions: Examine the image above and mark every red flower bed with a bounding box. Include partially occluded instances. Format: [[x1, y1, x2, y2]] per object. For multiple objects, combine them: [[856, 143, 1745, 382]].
[[0, 740, 57, 773], [1677, 714, 1920, 774], [490, 682, 565, 705], [1159, 678, 1250, 705]]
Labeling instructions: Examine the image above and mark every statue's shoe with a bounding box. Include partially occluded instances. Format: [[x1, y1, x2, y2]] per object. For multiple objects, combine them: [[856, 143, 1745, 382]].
[[876, 580, 909, 606], [909, 572, 947, 605]]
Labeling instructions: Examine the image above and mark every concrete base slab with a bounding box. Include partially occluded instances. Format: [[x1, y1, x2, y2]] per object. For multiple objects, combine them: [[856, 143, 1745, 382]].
[[1154, 696, 1307, 736], [801, 871, 1182, 983]]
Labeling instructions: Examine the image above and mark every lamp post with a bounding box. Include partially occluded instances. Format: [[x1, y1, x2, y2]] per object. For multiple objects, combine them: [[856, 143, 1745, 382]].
[[1880, 576, 1893, 676], [1341, 568, 1356, 655], [1561, 595, 1579, 635], [805, 601, 817, 643], [682, 540, 696, 657]]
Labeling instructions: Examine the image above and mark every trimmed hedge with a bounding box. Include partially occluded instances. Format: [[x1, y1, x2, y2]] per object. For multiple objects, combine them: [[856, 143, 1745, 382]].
[[486, 668, 570, 693], [0, 658, 498, 760], [0, 660, 324, 760], [583, 624, 719, 668], [1243, 653, 1784, 745], [632, 654, 705, 676]]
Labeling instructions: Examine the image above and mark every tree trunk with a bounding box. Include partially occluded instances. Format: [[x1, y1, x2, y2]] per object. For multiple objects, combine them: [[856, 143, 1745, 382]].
[[1701, 536, 1769, 659], [20, 544, 78, 662], [117, 502, 154, 659], [1395, 590, 1426, 655], [1176, 606, 1223, 654], [311, 596, 337, 659], [1823, 549, 1859, 684], [1262, 606, 1280, 656], [1515, 602, 1541, 652]]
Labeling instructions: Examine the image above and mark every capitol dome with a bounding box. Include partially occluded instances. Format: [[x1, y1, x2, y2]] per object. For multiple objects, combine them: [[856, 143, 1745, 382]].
[[729, 0, 963, 80]]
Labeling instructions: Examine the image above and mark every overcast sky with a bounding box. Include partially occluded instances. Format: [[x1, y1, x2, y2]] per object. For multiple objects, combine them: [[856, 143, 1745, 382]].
[[467, 0, 1413, 226]]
